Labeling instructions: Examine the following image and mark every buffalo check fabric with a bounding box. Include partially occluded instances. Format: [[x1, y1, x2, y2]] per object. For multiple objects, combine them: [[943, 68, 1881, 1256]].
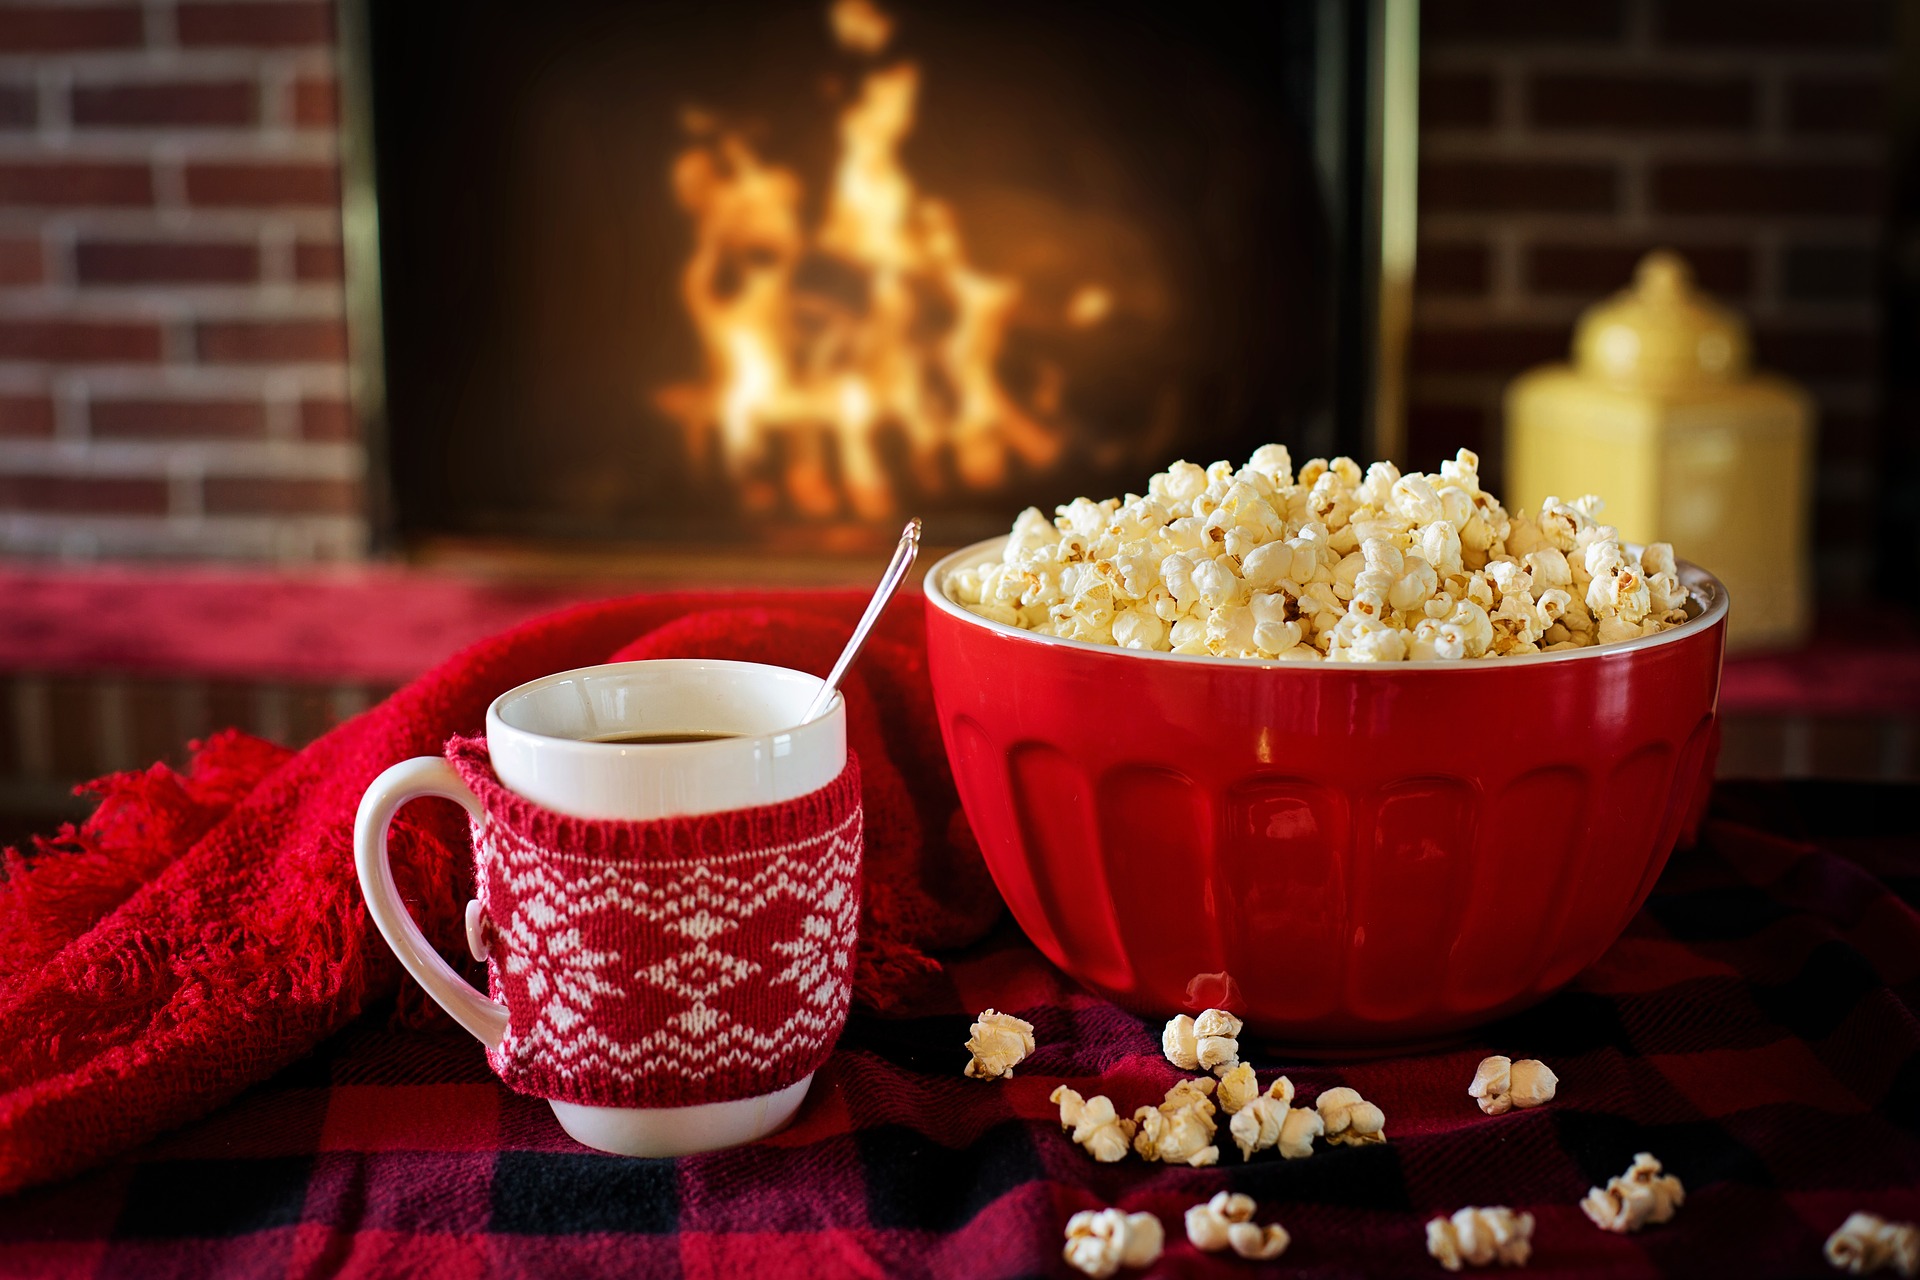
[[1, 779, 1915, 1279]]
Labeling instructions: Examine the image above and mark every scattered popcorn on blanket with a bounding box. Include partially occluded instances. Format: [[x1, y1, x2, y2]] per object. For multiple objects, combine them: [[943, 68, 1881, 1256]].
[[1161, 1008, 1241, 1074], [1216, 1063, 1260, 1115], [1133, 1077, 1220, 1167], [962, 1009, 1034, 1080], [1229, 1221, 1293, 1261], [1227, 1076, 1322, 1161], [1469, 1056, 1557, 1115], [1826, 1212, 1920, 1277], [1051, 1086, 1138, 1163], [1184, 1192, 1292, 1261], [1580, 1153, 1684, 1234], [1316, 1085, 1388, 1146], [1427, 1206, 1536, 1271], [949, 447, 1695, 661], [1063, 1208, 1165, 1277], [1186, 1191, 1256, 1252]]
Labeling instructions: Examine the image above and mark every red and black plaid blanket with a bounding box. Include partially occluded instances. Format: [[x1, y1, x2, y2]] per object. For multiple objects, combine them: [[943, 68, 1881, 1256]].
[[0, 779, 1914, 1279]]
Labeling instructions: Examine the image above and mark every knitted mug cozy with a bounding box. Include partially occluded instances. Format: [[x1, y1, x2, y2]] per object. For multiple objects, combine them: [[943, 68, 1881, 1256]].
[[446, 736, 863, 1110]]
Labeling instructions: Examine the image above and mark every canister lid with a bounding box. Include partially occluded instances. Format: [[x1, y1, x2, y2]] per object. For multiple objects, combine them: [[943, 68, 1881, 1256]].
[[1573, 251, 1751, 391]]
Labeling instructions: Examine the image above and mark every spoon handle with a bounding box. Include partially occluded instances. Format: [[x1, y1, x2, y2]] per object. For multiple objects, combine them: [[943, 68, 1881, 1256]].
[[801, 518, 923, 725]]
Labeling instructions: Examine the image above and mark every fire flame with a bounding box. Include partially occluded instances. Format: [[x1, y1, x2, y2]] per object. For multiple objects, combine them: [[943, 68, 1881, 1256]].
[[658, 0, 1095, 521]]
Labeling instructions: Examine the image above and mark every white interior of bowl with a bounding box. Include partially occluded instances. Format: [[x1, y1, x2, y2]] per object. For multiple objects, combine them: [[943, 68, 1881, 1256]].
[[926, 536, 1729, 671]]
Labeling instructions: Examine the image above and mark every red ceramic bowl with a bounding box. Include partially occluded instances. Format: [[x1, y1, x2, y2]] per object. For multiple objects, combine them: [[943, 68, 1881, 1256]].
[[925, 537, 1728, 1049]]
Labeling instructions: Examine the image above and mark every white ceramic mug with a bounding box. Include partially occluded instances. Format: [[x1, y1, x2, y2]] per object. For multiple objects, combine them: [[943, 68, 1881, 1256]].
[[354, 659, 850, 1157]]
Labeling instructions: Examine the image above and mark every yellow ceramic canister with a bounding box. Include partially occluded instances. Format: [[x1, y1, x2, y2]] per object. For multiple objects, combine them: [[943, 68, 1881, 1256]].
[[1505, 251, 1814, 651]]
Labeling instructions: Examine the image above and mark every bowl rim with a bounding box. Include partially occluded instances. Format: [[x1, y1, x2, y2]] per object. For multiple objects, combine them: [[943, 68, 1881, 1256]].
[[925, 535, 1730, 672]]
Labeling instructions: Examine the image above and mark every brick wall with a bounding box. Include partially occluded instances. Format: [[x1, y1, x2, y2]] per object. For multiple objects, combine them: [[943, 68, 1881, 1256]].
[[1412, 0, 1890, 600], [0, 0, 362, 561]]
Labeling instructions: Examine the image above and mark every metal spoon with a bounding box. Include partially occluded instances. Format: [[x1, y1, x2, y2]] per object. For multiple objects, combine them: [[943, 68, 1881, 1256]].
[[800, 517, 923, 725]]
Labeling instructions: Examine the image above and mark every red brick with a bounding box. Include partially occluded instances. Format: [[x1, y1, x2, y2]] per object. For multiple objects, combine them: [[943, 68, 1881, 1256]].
[[177, 2, 333, 47], [0, 474, 169, 515], [1525, 243, 1754, 298], [293, 239, 343, 281], [202, 476, 362, 515], [0, 236, 43, 285], [1528, 72, 1754, 132], [299, 396, 353, 440], [184, 161, 338, 207], [1421, 160, 1618, 214], [1424, 0, 1627, 45], [72, 80, 257, 128], [1657, 0, 1890, 49], [0, 319, 163, 362], [1781, 244, 1876, 302], [1752, 325, 1880, 380], [0, 393, 55, 438], [0, 161, 151, 207], [0, 6, 143, 52], [91, 397, 266, 440], [0, 83, 35, 128], [1421, 71, 1496, 129], [76, 239, 259, 284], [1650, 161, 1884, 217], [1410, 323, 1571, 375], [1416, 241, 1492, 295], [196, 319, 346, 363], [1787, 76, 1888, 134], [290, 76, 338, 128]]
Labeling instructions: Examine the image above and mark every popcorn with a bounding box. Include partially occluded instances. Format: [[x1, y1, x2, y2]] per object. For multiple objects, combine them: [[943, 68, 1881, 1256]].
[[1826, 1212, 1920, 1276], [1050, 1086, 1137, 1163], [1216, 1063, 1260, 1115], [1426, 1206, 1536, 1271], [1133, 1078, 1219, 1167], [1315, 1085, 1387, 1146], [1182, 1192, 1294, 1261], [1161, 1009, 1241, 1075], [1468, 1056, 1557, 1115], [1580, 1152, 1684, 1234], [1063, 1208, 1165, 1277], [950, 447, 1695, 661], [1185, 1191, 1255, 1252], [1227, 1076, 1321, 1161], [962, 1009, 1035, 1080]]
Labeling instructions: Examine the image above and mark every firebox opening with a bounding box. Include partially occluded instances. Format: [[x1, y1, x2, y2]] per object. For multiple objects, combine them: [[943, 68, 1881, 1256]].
[[364, 0, 1385, 555]]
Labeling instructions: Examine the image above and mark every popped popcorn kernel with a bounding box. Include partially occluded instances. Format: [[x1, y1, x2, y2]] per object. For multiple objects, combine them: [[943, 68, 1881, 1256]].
[[1185, 1191, 1256, 1252], [1064, 1208, 1164, 1277], [1216, 1062, 1260, 1115], [1825, 1212, 1920, 1276], [1228, 1076, 1294, 1160], [1580, 1152, 1684, 1234], [962, 1009, 1034, 1081], [1163, 1008, 1241, 1075], [950, 447, 1697, 661], [1229, 1221, 1292, 1261], [1427, 1205, 1536, 1271], [1051, 1086, 1137, 1163], [1315, 1085, 1387, 1146], [1132, 1077, 1219, 1167], [1469, 1056, 1557, 1115]]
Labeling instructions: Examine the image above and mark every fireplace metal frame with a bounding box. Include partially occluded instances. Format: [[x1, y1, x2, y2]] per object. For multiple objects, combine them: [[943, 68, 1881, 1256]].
[[335, 0, 1420, 562]]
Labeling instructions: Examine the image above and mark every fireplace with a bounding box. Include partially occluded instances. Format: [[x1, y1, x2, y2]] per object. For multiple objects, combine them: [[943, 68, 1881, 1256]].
[[348, 0, 1414, 556]]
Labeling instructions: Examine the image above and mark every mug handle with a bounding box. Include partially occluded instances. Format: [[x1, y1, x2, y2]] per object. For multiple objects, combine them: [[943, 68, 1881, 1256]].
[[353, 756, 510, 1047]]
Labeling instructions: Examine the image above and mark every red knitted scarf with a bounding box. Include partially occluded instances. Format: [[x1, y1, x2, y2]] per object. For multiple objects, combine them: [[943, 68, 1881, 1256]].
[[0, 592, 1001, 1195], [447, 737, 863, 1110]]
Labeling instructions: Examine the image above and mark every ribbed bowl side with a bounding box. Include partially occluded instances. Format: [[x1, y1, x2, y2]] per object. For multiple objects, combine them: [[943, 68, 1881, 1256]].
[[927, 561, 1727, 1048]]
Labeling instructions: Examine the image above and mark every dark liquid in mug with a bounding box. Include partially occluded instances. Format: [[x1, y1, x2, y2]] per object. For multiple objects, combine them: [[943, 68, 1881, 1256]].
[[587, 730, 742, 745]]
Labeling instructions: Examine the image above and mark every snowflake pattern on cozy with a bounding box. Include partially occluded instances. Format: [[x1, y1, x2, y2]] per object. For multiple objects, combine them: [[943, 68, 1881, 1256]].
[[460, 754, 863, 1110]]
